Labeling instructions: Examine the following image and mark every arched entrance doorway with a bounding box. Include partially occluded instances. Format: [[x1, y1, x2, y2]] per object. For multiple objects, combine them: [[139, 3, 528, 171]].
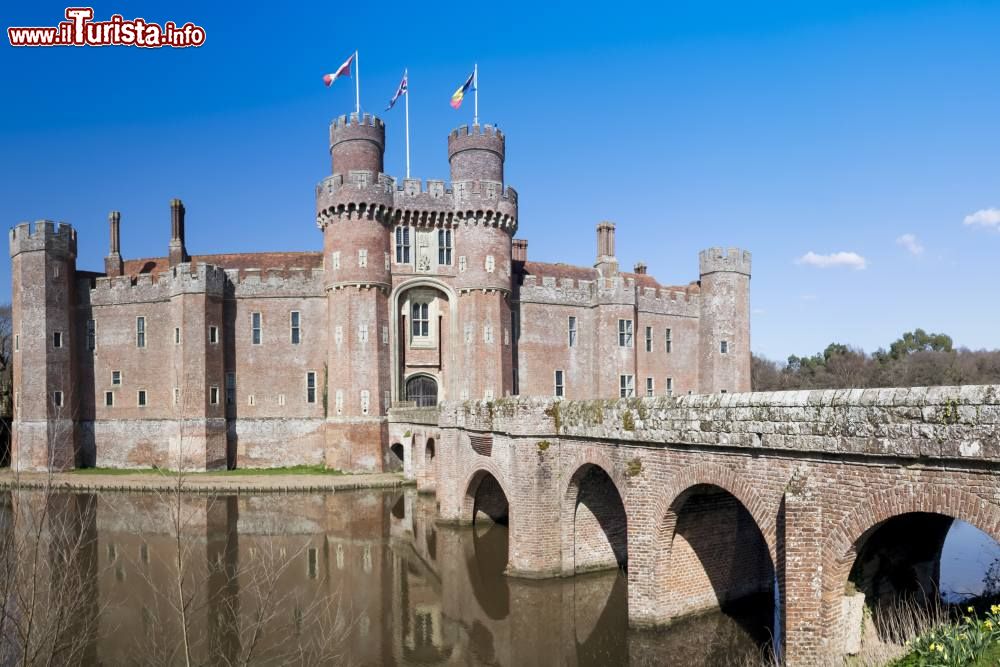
[[405, 375, 438, 407]]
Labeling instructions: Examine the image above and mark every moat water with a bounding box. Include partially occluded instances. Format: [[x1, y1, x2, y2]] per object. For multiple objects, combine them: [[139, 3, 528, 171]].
[[5, 488, 998, 666]]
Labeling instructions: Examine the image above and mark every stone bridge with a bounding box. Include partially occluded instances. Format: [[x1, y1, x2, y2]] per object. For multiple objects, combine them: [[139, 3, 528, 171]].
[[389, 385, 1000, 665]]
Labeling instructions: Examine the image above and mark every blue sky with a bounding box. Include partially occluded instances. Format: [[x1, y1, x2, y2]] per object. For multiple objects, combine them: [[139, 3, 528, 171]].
[[2, 1, 999, 361]]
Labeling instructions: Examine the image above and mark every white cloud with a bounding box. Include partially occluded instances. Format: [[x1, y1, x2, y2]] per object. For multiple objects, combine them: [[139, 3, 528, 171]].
[[963, 208, 1000, 228], [795, 251, 868, 270], [895, 233, 924, 256]]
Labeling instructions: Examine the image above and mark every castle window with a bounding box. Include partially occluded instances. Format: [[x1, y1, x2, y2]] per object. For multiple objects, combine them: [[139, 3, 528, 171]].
[[384, 252, 390, 271], [721, 389, 728, 394], [645, 326, 653, 352], [306, 372, 317, 404], [247, 395, 255, 406], [53, 332, 62, 349], [411, 302, 429, 338], [618, 320, 633, 348], [52, 391, 64, 408], [332, 251, 340, 270], [335, 390, 343, 414], [14, 334, 18, 352], [666, 377, 674, 396], [278, 394, 286, 406], [226, 373, 236, 405], [358, 324, 369, 343], [290, 311, 301, 344], [334, 326, 343, 345], [395, 226, 411, 264], [105, 391, 114, 407], [665, 328, 673, 353], [463, 323, 473, 344], [568, 317, 577, 348], [136, 317, 146, 348], [438, 229, 452, 265], [619, 375, 634, 398], [112, 370, 121, 386], [210, 386, 219, 405], [173, 387, 179, 406], [554, 370, 565, 398], [86, 320, 96, 351], [720, 340, 729, 354], [485, 255, 495, 273], [251, 312, 262, 345], [484, 324, 494, 344], [382, 325, 388, 345], [360, 390, 370, 416], [458, 256, 467, 272], [174, 327, 181, 345], [646, 377, 654, 397], [137, 390, 147, 407], [358, 249, 368, 268], [209, 326, 218, 345]]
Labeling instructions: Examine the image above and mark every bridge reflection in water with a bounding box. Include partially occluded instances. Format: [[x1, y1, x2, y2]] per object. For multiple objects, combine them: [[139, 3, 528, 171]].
[[9, 487, 771, 665]]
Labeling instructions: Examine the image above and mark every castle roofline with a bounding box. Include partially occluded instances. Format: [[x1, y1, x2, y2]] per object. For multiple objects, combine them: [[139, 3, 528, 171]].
[[121, 251, 323, 277]]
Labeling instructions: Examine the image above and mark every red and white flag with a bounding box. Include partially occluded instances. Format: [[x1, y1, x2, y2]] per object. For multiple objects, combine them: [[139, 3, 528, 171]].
[[323, 53, 354, 87]]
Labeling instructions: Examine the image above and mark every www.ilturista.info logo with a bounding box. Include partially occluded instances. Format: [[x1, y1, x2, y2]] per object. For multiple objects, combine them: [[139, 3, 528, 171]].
[[8, 7, 206, 48]]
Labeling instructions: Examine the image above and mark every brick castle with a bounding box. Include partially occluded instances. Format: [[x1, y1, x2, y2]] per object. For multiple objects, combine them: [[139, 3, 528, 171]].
[[9, 111, 751, 471]]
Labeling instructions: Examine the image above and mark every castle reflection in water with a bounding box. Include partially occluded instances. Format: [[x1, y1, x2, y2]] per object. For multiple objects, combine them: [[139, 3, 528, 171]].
[[6, 489, 768, 666]]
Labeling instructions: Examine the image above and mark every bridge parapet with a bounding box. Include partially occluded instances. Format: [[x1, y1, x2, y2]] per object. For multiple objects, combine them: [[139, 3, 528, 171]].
[[440, 384, 1000, 462]]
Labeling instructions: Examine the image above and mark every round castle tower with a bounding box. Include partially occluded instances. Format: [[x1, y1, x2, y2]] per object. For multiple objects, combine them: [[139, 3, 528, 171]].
[[448, 125, 514, 294], [318, 112, 393, 472], [448, 123, 505, 184], [697, 247, 752, 394], [318, 112, 393, 289]]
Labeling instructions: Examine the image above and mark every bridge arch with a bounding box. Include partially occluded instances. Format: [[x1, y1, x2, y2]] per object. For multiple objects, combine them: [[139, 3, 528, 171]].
[[822, 483, 1000, 641], [459, 463, 511, 527], [633, 463, 778, 626], [560, 454, 628, 574]]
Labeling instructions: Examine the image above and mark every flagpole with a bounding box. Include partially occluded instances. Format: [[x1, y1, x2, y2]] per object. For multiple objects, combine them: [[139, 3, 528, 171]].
[[403, 71, 410, 178], [473, 63, 479, 126], [354, 50, 360, 115]]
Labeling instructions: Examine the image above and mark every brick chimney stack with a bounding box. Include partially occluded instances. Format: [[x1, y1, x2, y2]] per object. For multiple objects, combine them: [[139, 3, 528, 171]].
[[168, 198, 189, 267], [512, 238, 528, 262], [104, 210, 124, 277], [595, 221, 618, 276]]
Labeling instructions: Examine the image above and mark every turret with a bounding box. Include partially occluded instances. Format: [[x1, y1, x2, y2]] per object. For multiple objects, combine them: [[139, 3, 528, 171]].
[[9, 221, 79, 470], [698, 247, 752, 394], [330, 112, 385, 178], [448, 124, 504, 185]]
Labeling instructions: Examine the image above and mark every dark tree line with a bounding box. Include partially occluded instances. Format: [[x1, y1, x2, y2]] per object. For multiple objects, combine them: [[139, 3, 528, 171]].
[[752, 328, 1000, 391]]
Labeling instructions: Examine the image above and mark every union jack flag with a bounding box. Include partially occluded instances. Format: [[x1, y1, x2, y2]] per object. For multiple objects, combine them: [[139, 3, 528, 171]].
[[386, 71, 408, 111]]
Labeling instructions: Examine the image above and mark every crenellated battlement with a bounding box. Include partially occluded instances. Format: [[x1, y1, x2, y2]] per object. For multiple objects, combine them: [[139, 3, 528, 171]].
[[519, 272, 701, 315], [315, 171, 518, 231], [226, 266, 325, 298], [331, 112, 384, 132], [85, 262, 326, 306], [9, 220, 77, 259], [86, 262, 227, 305], [699, 247, 752, 277], [448, 123, 504, 142]]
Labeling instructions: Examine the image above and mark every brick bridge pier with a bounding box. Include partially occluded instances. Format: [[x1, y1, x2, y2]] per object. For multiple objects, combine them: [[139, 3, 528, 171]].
[[389, 386, 1000, 665]]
